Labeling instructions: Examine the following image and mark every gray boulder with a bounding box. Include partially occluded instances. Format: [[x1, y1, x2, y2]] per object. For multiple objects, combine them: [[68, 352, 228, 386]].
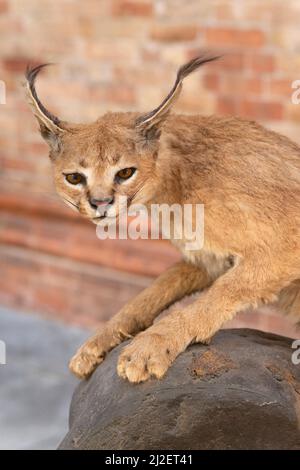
[[59, 329, 300, 450]]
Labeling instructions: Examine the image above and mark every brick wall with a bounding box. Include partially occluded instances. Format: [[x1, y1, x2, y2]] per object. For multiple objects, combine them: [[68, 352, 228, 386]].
[[0, 0, 299, 335]]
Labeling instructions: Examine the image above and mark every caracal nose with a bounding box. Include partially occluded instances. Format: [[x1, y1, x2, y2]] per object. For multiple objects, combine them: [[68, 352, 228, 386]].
[[89, 196, 114, 209]]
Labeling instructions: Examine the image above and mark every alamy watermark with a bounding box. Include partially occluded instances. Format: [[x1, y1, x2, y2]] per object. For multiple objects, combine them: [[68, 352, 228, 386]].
[[95, 197, 204, 251], [291, 339, 300, 365], [291, 80, 300, 104], [0, 340, 6, 365], [0, 80, 6, 104]]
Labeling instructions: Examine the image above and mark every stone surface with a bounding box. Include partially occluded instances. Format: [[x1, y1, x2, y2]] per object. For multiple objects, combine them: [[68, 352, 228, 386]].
[[59, 329, 300, 450]]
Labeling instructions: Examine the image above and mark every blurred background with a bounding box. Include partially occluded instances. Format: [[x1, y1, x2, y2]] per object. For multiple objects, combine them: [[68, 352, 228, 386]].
[[0, 0, 300, 449]]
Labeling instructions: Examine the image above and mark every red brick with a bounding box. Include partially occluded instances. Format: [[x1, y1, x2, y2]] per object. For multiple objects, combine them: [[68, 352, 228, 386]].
[[141, 47, 161, 62], [0, 245, 150, 327], [248, 54, 275, 73], [226, 309, 299, 339], [112, 0, 153, 17], [187, 51, 245, 71], [20, 142, 48, 155], [202, 73, 220, 91], [215, 2, 233, 20], [220, 75, 239, 95], [205, 28, 265, 48], [239, 100, 283, 120], [216, 53, 246, 71], [107, 84, 136, 104], [1, 157, 37, 172], [0, 0, 8, 14], [34, 286, 70, 315], [2, 0, 300, 329], [245, 78, 262, 94], [3, 57, 41, 73], [151, 24, 198, 42], [0, 192, 179, 277], [221, 75, 262, 96], [270, 79, 293, 97], [217, 96, 239, 116]]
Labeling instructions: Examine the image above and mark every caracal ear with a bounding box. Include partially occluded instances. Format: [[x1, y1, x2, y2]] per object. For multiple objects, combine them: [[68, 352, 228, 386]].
[[24, 64, 67, 152], [136, 54, 220, 144]]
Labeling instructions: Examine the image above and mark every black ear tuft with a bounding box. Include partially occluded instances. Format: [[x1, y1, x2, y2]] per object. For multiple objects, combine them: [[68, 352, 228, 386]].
[[176, 54, 221, 83], [136, 53, 221, 131], [25, 63, 61, 127]]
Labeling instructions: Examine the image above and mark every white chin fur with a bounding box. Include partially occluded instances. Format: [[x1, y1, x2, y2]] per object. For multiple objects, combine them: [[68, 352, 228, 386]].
[[94, 216, 117, 226]]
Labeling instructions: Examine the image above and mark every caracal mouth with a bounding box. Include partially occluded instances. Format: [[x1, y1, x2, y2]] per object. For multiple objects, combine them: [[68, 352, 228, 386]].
[[91, 212, 120, 225], [91, 202, 132, 225]]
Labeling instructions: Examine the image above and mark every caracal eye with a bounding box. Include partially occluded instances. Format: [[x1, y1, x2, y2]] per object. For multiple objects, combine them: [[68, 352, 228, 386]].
[[115, 167, 136, 181], [64, 173, 85, 185]]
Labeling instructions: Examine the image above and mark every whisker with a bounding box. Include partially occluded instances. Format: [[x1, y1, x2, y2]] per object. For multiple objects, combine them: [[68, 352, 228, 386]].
[[128, 180, 146, 204], [62, 197, 79, 210]]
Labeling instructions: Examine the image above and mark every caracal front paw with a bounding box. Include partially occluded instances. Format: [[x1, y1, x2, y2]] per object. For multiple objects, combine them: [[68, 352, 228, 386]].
[[69, 322, 134, 379], [69, 335, 107, 379], [69, 324, 126, 379], [117, 332, 177, 383]]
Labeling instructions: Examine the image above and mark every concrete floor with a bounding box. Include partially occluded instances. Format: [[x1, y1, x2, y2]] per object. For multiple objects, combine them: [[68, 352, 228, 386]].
[[0, 307, 88, 450]]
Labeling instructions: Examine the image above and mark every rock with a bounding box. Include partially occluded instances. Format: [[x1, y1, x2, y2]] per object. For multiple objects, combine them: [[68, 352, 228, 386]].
[[59, 329, 300, 450]]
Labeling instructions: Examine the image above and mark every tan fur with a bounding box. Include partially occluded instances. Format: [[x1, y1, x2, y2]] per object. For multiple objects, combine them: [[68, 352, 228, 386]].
[[25, 56, 300, 383]]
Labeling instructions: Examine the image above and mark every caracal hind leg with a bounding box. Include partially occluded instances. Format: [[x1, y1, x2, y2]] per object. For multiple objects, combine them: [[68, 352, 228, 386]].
[[118, 255, 291, 383], [275, 280, 300, 323]]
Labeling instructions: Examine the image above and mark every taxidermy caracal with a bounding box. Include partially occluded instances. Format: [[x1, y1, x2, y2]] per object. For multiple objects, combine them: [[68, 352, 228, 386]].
[[25, 55, 300, 383]]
